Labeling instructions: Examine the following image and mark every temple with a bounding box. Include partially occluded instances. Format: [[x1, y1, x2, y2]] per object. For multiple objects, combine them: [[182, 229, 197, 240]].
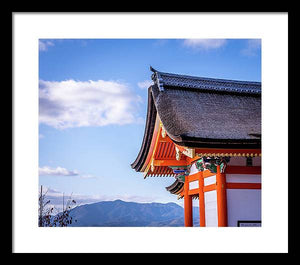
[[131, 67, 261, 227]]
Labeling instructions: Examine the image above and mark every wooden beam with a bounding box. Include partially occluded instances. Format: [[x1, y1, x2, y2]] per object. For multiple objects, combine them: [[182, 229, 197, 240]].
[[203, 184, 217, 192], [216, 165, 228, 227], [153, 159, 187, 167], [198, 171, 205, 227], [188, 188, 200, 195], [174, 143, 195, 159], [186, 156, 201, 165], [226, 183, 261, 189], [159, 135, 174, 143], [225, 166, 261, 175], [203, 170, 216, 178], [195, 148, 261, 157], [184, 176, 193, 227], [187, 173, 199, 182]]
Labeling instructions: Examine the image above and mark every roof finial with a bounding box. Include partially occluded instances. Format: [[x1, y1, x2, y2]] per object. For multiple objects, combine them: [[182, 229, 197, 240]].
[[150, 66, 157, 73]]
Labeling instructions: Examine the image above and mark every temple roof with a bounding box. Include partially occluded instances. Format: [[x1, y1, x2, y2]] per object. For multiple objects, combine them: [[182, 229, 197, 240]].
[[150, 67, 261, 147], [131, 67, 261, 172], [165, 178, 184, 195]]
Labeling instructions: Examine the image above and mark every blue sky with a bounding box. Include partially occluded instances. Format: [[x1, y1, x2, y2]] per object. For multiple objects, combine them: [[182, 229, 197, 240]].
[[38, 38, 261, 210]]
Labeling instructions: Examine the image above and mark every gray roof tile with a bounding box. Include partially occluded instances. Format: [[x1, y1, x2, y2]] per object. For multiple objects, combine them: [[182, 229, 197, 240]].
[[151, 67, 261, 95]]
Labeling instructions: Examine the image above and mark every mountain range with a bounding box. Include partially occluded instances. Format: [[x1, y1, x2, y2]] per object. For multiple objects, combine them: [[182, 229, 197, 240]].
[[66, 199, 199, 227]]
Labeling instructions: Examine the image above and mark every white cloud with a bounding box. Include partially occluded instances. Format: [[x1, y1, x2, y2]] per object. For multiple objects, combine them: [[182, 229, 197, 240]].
[[39, 79, 142, 129], [183, 39, 227, 50], [79, 174, 97, 179], [39, 166, 99, 180], [137, 80, 153, 89], [39, 40, 54, 51], [241, 39, 261, 56], [39, 166, 79, 177]]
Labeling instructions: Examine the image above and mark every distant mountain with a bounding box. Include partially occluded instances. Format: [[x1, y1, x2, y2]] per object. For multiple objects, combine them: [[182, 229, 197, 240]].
[[65, 199, 199, 227]]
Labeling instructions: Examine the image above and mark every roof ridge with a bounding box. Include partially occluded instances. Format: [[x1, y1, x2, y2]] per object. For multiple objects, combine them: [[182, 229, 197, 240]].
[[150, 67, 261, 94], [162, 71, 261, 85]]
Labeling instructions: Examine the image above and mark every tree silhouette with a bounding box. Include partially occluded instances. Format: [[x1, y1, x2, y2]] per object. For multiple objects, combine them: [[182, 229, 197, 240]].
[[38, 185, 77, 227]]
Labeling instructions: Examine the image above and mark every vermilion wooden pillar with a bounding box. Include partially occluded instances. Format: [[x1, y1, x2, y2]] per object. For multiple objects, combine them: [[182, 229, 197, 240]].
[[198, 171, 205, 227], [184, 176, 193, 227], [216, 165, 228, 227]]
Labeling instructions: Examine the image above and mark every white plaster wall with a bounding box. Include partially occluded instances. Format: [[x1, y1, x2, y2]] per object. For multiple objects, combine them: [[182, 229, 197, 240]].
[[192, 199, 200, 227], [189, 180, 199, 190], [226, 174, 261, 183], [189, 163, 198, 175], [204, 175, 216, 186], [226, 189, 261, 227], [204, 190, 218, 227]]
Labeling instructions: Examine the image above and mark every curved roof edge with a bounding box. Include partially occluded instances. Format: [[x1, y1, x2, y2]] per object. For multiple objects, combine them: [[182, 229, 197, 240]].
[[131, 85, 157, 171], [165, 178, 184, 194]]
